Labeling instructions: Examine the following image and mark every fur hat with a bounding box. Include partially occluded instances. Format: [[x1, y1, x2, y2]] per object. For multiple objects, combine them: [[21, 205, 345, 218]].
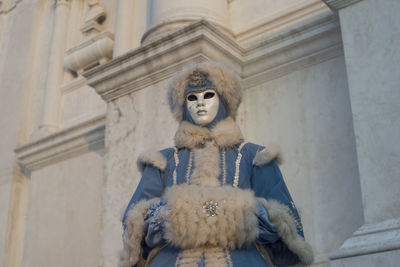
[[168, 62, 242, 121]]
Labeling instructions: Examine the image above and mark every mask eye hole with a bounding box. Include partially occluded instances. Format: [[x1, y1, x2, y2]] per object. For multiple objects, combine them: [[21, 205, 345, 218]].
[[204, 92, 215, 99], [187, 94, 197, 101]]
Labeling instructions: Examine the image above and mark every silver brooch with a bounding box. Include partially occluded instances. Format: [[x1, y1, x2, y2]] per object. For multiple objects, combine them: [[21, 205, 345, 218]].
[[203, 200, 218, 217]]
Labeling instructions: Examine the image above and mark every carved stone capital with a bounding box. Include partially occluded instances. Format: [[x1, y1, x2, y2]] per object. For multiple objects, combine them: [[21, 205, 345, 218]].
[[323, 0, 363, 11], [55, 0, 71, 7]]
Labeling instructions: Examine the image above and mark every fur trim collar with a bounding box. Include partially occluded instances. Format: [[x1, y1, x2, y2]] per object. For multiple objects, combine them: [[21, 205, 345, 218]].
[[174, 117, 243, 149]]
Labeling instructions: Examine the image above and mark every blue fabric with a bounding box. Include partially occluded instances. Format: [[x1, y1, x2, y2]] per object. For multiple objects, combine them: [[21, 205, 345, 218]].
[[123, 142, 305, 266], [257, 203, 279, 244], [149, 245, 270, 267]]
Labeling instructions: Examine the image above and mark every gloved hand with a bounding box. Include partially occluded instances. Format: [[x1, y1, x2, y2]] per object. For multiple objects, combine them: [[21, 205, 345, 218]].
[[144, 199, 168, 247]]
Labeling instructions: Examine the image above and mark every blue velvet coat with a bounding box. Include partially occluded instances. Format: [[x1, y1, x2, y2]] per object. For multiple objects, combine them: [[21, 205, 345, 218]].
[[121, 119, 313, 267]]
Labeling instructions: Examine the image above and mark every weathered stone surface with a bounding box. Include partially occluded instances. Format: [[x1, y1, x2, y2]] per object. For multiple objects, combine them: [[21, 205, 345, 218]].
[[244, 56, 363, 262], [101, 80, 178, 266], [20, 152, 104, 267], [1, 0, 398, 266], [340, 0, 400, 225], [329, 0, 400, 264]]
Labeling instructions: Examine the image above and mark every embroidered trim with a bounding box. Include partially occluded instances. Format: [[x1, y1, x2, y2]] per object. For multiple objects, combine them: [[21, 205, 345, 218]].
[[233, 142, 247, 187], [145, 243, 168, 266], [289, 201, 303, 232], [174, 248, 203, 267], [204, 247, 228, 267], [255, 243, 276, 267], [224, 249, 233, 267], [174, 254, 181, 267], [173, 147, 179, 185], [222, 149, 227, 185], [185, 151, 193, 184]]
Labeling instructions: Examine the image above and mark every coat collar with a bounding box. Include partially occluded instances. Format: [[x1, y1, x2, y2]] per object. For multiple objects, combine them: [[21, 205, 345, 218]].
[[174, 117, 243, 149]]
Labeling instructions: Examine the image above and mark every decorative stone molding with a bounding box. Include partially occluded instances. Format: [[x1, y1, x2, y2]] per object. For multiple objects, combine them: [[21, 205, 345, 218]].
[[64, 32, 114, 74], [329, 218, 400, 260], [81, 0, 106, 39], [0, 0, 23, 14], [15, 116, 105, 171], [84, 20, 244, 102], [242, 13, 342, 89], [64, 0, 113, 75], [55, 0, 71, 7], [84, 14, 342, 101], [61, 75, 87, 94], [142, 0, 231, 44], [234, 0, 330, 47], [323, 0, 363, 11]]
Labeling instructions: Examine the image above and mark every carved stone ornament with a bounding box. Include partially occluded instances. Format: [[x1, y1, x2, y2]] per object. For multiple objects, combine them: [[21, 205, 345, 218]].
[[64, 0, 113, 75], [81, 0, 106, 39]]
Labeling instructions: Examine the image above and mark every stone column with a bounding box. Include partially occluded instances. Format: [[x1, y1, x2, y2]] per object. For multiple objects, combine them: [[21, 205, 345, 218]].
[[142, 0, 231, 43], [323, 0, 400, 265], [113, 0, 134, 57], [38, 0, 71, 135]]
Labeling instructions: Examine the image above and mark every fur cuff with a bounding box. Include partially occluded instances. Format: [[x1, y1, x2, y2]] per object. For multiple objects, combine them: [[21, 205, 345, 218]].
[[164, 184, 259, 249], [120, 198, 160, 267], [137, 151, 167, 172], [257, 198, 314, 265], [253, 144, 284, 166]]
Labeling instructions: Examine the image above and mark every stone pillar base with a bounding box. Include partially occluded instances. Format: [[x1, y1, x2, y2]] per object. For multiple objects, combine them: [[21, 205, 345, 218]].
[[329, 218, 400, 267]]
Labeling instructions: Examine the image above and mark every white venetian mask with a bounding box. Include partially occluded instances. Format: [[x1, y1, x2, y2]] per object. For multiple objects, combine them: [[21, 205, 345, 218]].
[[185, 89, 219, 126]]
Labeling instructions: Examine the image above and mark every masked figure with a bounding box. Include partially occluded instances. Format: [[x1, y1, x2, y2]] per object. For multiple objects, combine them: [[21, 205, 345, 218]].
[[120, 62, 313, 267]]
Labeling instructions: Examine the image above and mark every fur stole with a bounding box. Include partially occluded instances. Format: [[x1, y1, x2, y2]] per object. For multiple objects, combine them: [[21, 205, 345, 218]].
[[174, 117, 243, 149]]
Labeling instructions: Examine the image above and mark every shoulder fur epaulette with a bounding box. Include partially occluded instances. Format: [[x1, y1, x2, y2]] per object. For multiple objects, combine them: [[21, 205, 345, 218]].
[[137, 150, 167, 172], [253, 144, 284, 166]]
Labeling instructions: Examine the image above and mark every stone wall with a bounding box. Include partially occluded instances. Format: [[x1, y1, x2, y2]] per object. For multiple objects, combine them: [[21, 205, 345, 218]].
[[1, 0, 398, 266]]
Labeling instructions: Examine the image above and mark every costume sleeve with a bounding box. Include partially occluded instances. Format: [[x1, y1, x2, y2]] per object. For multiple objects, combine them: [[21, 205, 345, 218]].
[[120, 163, 167, 267], [122, 164, 165, 225], [251, 160, 313, 266]]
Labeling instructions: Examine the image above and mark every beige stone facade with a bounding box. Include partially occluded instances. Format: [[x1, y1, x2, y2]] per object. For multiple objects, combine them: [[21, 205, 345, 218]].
[[0, 0, 399, 266]]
